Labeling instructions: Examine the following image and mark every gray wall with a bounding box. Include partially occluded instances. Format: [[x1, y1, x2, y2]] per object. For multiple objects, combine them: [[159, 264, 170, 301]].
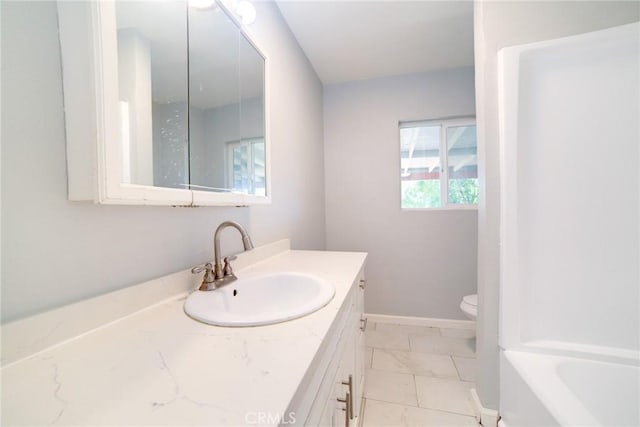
[[324, 68, 477, 320], [473, 0, 640, 410], [0, 1, 325, 322], [247, 1, 326, 253]]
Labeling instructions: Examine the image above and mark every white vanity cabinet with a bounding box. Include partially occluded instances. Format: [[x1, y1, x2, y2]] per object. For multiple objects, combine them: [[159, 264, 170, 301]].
[[301, 269, 367, 427]]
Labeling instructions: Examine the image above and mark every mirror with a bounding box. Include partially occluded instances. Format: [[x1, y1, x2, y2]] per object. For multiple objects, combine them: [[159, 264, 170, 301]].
[[113, 0, 267, 199]]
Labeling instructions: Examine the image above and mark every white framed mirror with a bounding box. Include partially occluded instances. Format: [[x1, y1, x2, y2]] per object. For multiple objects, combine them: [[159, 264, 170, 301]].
[[57, 0, 270, 206]]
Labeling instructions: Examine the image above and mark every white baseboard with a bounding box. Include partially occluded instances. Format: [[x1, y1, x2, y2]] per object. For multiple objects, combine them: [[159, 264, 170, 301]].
[[364, 313, 475, 330], [470, 388, 500, 427]]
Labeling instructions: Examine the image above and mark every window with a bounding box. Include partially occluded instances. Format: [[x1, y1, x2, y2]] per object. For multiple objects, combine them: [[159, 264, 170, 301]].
[[400, 118, 478, 209], [227, 138, 266, 196]]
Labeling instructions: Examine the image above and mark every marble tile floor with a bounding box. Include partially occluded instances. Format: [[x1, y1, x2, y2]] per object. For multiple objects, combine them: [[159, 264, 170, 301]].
[[362, 322, 479, 427]]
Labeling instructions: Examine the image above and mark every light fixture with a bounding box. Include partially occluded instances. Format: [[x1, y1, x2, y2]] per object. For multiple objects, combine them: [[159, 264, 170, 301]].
[[236, 0, 256, 25]]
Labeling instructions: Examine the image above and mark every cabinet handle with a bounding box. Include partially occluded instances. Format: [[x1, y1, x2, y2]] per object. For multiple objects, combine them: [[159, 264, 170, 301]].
[[359, 279, 366, 289], [337, 392, 351, 427], [360, 317, 368, 332], [341, 375, 354, 419]]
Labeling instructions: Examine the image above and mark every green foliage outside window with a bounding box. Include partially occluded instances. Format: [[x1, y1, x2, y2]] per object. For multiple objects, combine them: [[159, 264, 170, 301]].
[[401, 178, 478, 208], [448, 178, 479, 205], [401, 180, 441, 208]]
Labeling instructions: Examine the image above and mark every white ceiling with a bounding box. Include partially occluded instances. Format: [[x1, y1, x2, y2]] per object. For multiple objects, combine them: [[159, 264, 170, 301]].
[[275, 0, 475, 84]]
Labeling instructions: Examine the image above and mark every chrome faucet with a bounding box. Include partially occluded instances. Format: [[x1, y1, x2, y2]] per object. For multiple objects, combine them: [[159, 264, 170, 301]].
[[192, 221, 254, 291]]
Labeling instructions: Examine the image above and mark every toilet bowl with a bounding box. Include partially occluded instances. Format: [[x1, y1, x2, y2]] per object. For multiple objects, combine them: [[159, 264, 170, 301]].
[[460, 294, 477, 320]]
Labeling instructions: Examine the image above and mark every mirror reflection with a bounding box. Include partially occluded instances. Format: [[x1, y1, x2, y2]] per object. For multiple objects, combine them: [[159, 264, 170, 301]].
[[114, 1, 266, 196], [115, 1, 189, 189]]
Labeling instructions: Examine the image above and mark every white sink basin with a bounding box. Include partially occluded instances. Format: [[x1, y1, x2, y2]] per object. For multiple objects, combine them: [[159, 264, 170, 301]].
[[183, 272, 335, 326]]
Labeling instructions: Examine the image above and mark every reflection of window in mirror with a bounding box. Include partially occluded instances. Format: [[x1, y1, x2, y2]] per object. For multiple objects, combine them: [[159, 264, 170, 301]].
[[226, 138, 266, 196]]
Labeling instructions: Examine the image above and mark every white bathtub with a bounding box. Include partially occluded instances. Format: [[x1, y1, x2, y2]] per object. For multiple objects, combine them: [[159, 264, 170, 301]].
[[500, 350, 640, 427]]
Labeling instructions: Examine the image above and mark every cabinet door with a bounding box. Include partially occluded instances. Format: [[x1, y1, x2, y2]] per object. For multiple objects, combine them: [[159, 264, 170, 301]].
[[301, 278, 365, 427], [57, 1, 271, 207], [317, 390, 336, 427], [353, 272, 367, 420], [334, 319, 356, 426]]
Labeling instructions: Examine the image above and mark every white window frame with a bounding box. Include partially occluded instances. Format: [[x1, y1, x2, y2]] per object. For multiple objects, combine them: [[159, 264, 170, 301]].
[[400, 116, 478, 210]]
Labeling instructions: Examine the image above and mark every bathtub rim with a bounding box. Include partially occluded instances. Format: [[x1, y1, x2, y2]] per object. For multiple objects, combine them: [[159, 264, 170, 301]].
[[501, 349, 640, 427]]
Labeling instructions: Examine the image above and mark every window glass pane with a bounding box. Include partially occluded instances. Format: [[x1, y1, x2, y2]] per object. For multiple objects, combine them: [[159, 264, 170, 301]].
[[447, 125, 478, 205], [400, 125, 441, 208], [232, 144, 250, 193], [252, 140, 266, 196]]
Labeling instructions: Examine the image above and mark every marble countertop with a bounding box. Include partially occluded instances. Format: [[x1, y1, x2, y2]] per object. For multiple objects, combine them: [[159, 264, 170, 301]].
[[1, 248, 367, 426]]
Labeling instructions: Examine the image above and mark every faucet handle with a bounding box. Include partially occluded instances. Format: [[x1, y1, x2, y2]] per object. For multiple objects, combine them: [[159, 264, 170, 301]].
[[223, 256, 237, 276], [191, 262, 213, 274], [191, 263, 215, 291]]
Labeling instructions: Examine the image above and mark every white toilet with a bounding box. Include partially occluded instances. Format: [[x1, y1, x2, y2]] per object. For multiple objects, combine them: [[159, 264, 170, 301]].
[[460, 294, 478, 320]]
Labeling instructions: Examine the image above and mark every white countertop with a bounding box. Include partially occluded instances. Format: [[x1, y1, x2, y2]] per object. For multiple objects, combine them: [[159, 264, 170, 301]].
[[1, 249, 367, 426]]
